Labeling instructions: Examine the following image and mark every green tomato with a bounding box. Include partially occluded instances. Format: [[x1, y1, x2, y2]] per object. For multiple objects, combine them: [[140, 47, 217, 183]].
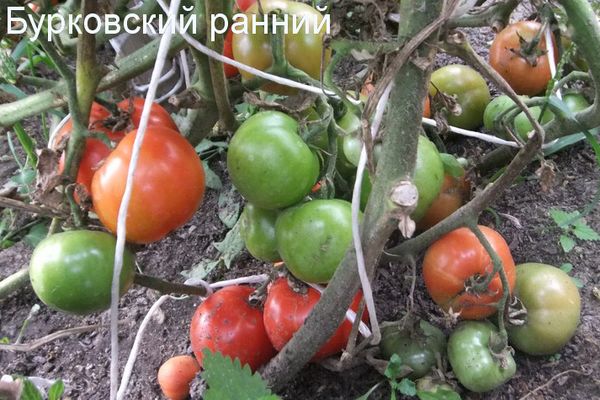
[[240, 203, 280, 262], [227, 111, 320, 209], [360, 135, 444, 220], [29, 230, 135, 315], [483, 95, 530, 133], [507, 263, 581, 355], [447, 321, 516, 393], [275, 199, 356, 283], [380, 319, 446, 379], [429, 64, 491, 130], [514, 93, 589, 140]]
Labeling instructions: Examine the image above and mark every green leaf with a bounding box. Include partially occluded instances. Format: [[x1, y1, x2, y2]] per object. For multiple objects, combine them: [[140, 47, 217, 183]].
[[0, 336, 9, 344], [571, 276, 584, 289], [202, 349, 279, 400], [196, 139, 228, 155], [559, 235, 576, 253], [559, 263, 574, 274], [396, 379, 417, 396], [13, 122, 38, 166], [203, 161, 223, 190], [182, 259, 221, 280], [439, 153, 465, 178], [213, 220, 244, 268], [549, 209, 580, 227], [571, 221, 600, 241], [48, 379, 65, 400], [417, 388, 462, 400], [20, 378, 43, 400], [355, 381, 383, 400], [24, 223, 49, 248], [218, 187, 241, 229], [384, 354, 404, 380]]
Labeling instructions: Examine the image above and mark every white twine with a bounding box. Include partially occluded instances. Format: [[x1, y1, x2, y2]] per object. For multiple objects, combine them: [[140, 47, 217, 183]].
[[108, 0, 181, 398]]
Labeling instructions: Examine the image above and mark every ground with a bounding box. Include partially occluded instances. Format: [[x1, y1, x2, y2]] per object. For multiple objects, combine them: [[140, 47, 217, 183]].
[[1, 2, 600, 400]]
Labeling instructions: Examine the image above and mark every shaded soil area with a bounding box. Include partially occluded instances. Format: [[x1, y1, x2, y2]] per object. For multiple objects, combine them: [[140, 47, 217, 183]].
[[1, 2, 600, 400]]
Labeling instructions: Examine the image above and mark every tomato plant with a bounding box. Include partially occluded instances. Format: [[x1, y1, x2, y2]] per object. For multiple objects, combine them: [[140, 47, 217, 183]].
[[231, 0, 331, 93], [379, 318, 446, 379], [489, 21, 557, 96], [507, 263, 581, 355], [29, 230, 135, 315], [240, 203, 280, 262], [157, 355, 200, 400], [417, 173, 469, 231], [422, 226, 516, 319], [483, 94, 529, 134], [190, 285, 276, 371], [116, 97, 179, 133], [276, 199, 355, 283], [360, 135, 444, 221], [263, 278, 366, 360], [92, 127, 205, 244], [227, 111, 319, 210], [447, 321, 516, 393], [429, 64, 491, 129]]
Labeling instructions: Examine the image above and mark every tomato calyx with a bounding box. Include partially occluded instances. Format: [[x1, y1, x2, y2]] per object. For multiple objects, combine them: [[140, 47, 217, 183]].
[[506, 295, 528, 327], [487, 331, 514, 370], [464, 272, 500, 297], [512, 29, 548, 67]]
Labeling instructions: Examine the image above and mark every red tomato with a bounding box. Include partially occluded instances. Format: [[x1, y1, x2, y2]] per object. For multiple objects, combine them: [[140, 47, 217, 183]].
[[263, 278, 368, 360], [117, 98, 179, 133], [157, 355, 200, 400], [422, 226, 516, 320], [423, 96, 431, 119], [234, 0, 257, 11], [223, 29, 239, 78], [489, 21, 557, 96], [91, 127, 205, 244], [190, 286, 276, 371]]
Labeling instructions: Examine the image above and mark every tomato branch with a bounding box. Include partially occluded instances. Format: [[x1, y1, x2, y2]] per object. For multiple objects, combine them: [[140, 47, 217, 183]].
[[448, 0, 518, 31], [0, 267, 29, 301], [133, 273, 209, 297]]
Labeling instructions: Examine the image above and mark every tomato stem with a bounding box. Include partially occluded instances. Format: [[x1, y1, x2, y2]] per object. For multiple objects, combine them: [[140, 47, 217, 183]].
[[466, 222, 510, 347], [133, 273, 209, 297]]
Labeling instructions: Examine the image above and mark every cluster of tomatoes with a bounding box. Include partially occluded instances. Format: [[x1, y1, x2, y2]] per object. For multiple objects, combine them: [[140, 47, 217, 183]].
[[430, 21, 589, 139], [29, 98, 206, 315]]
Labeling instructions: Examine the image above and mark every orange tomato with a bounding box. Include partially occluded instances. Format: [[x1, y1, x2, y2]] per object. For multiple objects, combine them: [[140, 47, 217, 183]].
[[157, 355, 200, 400]]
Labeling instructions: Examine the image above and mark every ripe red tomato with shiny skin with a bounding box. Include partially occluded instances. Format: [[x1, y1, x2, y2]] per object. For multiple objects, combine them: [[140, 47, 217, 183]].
[[190, 285, 276, 371], [422, 226, 516, 319], [489, 21, 557, 96], [263, 278, 368, 360], [91, 127, 205, 244]]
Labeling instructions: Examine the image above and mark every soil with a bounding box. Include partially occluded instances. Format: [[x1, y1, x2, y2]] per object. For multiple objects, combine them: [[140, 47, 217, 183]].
[[1, 2, 600, 400]]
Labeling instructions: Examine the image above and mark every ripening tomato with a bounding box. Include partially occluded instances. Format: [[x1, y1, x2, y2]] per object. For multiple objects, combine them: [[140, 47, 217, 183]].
[[423, 96, 432, 119], [231, 0, 331, 94], [28, 0, 59, 13], [422, 226, 516, 319], [223, 29, 239, 78], [157, 355, 200, 400], [91, 127, 205, 244], [429, 65, 491, 130], [234, 0, 256, 11], [263, 278, 367, 360], [190, 285, 276, 371], [489, 21, 557, 96], [507, 263, 581, 355], [417, 173, 470, 231], [116, 97, 179, 133]]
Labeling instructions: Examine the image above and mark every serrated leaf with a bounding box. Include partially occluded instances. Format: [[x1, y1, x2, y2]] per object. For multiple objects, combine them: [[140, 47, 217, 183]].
[[396, 379, 417, 396], [20, 378, 43, 400], [417, 388, 462, 400], [48, 379, 65, 400], [218, 187, 240, 228], [571, 222, 600, 241], [560, 235, 576, 253], [439, 153, 465, 178], [202, 349, 278, 400], [571, 276, 584, 289], [203, 161, 223, 190], [559, 263, 573, 274], [384, 354, 404, 380], [213, 220, 244, 268], [24, 223, 48, 248], [549, 209, 579, 227]]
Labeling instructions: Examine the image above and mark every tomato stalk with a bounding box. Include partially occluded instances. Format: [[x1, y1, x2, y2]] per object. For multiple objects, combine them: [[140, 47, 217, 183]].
[[203, 0, 236, 131], [466, 222, 510, 350], [448, 0, 518, 31], [133, 273, 209, 297]]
